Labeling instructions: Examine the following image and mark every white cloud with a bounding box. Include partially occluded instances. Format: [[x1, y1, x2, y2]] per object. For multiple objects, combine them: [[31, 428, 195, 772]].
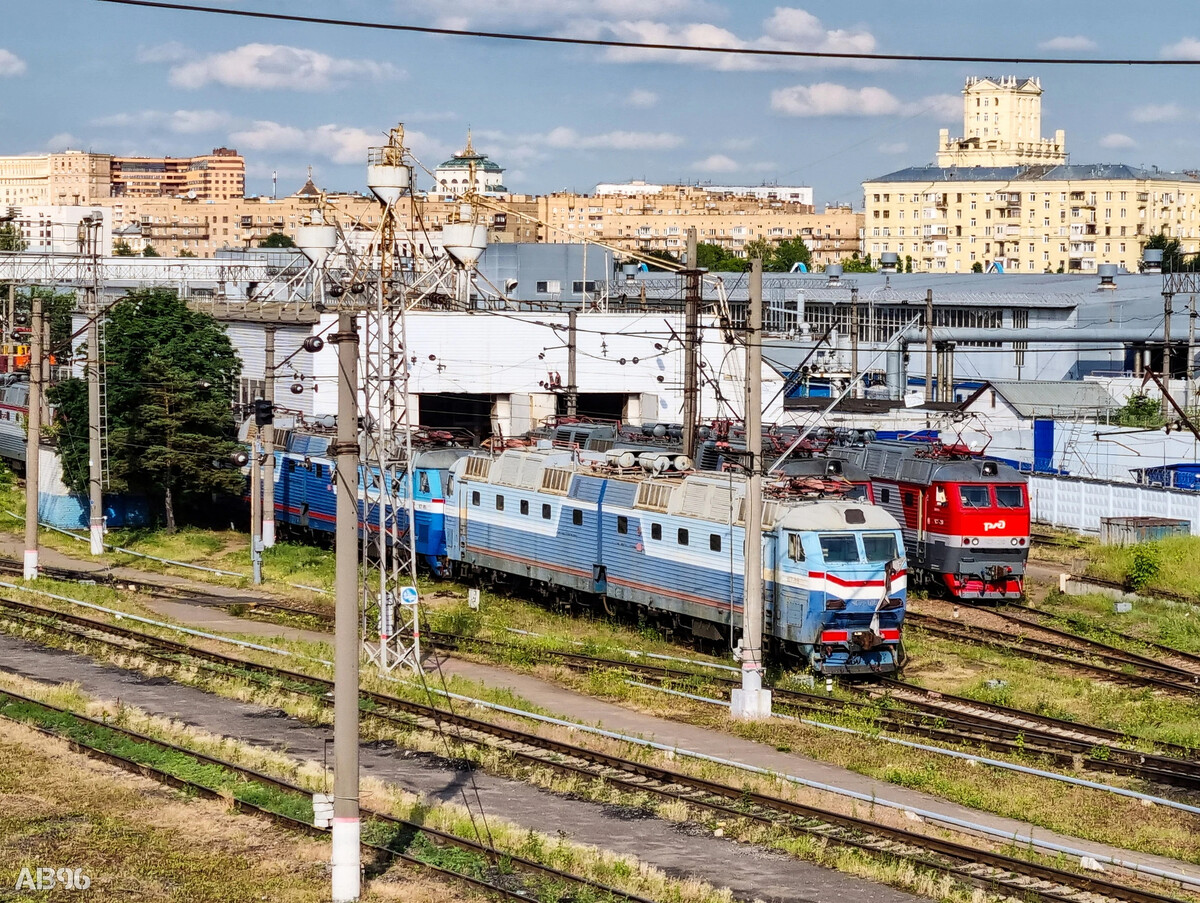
[[772, 83, 961, 118], [92, 109, 232, 134], [0, 49, 26, 76], [691, 153, 740, 173], [137, 41, 190, 64], [626, 88, 659, 108], [229, 121, 448, 167], [722, 137, 756, 152], [1161, 37, 1200, 60], [168, 44, 402, 91], [396, 0, 714, 29], [542, 127, 682, 150], [1131, 103, 1184, 123], [45, 133, 81, 151], [598, 8, 879, 71], [1038, 35, 1097, 51], [878, 141, 908, 154], [771, 83, 900, 116], [1099, 133, 1137, 149]]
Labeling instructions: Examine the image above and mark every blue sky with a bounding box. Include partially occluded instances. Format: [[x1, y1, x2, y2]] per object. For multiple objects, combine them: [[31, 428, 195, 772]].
[[6, 1, 1200, 206]]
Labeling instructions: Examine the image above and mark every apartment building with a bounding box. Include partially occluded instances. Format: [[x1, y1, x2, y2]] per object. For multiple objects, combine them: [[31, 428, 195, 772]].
[[864, 76, 1200, 274], [0, 150, 113, 206], [536, 185, 862, 267], [110, 147, 245, 200]]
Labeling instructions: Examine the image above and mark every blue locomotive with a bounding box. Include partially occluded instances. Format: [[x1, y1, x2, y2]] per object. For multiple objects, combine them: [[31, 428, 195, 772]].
[[443, 447, 907, 674], [267, 426, 471, 575]]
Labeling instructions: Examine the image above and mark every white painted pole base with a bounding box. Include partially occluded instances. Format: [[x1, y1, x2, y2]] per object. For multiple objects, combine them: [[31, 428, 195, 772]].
[[262, 518, 275, 549], [730, 667, 773, 720], [22, 550, 37, 581], [89, 524, 104, 556], [331, 817, 361, 902]]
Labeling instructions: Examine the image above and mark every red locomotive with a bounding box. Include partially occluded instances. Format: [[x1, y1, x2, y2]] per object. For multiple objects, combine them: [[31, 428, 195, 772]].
[[829, 439, 1030, 599]]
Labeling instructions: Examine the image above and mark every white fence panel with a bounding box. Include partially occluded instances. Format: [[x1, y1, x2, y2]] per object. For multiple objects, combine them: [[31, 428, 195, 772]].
[[1028, 474, 1200, 534]]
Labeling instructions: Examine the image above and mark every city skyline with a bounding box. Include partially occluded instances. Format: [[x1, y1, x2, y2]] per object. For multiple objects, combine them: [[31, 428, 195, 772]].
[[7, 2, 1200, 205]]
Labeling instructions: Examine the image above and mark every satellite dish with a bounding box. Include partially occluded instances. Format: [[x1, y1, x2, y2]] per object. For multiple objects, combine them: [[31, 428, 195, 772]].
[[187, 190, 197, 200]]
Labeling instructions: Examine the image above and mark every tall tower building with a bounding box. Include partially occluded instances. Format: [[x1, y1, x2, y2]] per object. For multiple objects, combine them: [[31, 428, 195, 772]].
[[936, 76, 1066, 167]]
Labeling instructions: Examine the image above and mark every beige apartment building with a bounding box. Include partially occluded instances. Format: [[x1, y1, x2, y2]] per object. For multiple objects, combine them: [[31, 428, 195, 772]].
[[864, 76, 1200, 274], [536, 185, 863, 267], [0, 150, 113, 206], [110, 147, 245, 200]]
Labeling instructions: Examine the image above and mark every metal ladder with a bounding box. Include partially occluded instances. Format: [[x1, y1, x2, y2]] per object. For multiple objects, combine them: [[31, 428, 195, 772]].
[[1057, 415, 1094, 477]]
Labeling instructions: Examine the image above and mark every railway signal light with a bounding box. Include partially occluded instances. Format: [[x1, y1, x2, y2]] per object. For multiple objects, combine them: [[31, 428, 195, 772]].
[[254, 399, 274, 427]]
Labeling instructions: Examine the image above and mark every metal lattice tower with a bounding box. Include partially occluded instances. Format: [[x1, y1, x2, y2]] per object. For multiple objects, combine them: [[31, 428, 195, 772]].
[[360, 126, 422, 673]]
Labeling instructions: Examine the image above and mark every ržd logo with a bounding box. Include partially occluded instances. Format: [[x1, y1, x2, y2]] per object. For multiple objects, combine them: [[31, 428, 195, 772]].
[[983, 520, 1006, 531]]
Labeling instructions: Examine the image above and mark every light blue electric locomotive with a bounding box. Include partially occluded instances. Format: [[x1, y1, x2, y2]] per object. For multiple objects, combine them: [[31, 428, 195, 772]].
[[444, 447, 907, 674]]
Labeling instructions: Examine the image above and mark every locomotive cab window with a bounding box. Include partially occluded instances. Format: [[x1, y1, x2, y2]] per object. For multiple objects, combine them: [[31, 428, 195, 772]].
[[617, 515, 628, 534], [651, 523, 662, 540], [863, 533, 899, 562], [787, 533, 805, 561], [520, 500, 529, 515], [994, 485, 1025, 508], [572, 509, 583, 526], [819, 533, 860, 563], [419, 472, 431, 494], [959, 486, 991, 508]]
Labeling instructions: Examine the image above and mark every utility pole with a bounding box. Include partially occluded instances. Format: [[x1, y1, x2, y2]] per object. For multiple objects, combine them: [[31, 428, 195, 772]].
[[924, 288, 934, 403], [1163, 290, 1175, 419], [681, 227, 701, 458], [249, 421, 262, 585], [85, 285, 104, 555], [731, 257, 771, 720], [5, 284, 12, 374], [566, 309, 578, 418], [330, 311, 361, 902], [24, 291, 42, 581], [1188, 296, 1196, 409], [262, 326, 276, 547], [849, 286, 861, 399]]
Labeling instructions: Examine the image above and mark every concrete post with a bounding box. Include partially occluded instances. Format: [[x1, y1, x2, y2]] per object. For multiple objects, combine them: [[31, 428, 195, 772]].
[[566, 310, 578, 418], [330, 311, 361, 902], [263, 325, 276, 547], [731, 257, 771, 720], [24, 291, 41, 580], [682, 227, 701, 458], [924, 288, 934, 403]]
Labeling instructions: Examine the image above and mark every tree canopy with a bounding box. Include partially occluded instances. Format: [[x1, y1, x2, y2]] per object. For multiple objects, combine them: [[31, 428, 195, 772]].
[[112, 240, 136, 257], [1143, 232, 1186, 272], [259, 232, 297, 248], [48, 288, 244, 530], [0, 223, 27, 252]]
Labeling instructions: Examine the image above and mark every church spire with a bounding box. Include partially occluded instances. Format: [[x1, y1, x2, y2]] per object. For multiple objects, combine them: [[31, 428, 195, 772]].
[[464, 127, 474, 157]]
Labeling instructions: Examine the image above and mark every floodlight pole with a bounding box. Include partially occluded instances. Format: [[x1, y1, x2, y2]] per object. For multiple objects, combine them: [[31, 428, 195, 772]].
[[331, 311, 361, 902], [731, 257, 771, 720]]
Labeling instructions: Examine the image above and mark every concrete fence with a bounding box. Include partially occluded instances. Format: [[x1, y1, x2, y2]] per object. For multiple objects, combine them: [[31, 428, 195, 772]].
[[1028, 473, 1200, 535]]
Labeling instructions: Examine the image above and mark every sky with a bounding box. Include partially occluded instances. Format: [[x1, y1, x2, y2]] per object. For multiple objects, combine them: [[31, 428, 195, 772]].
[[6, 1, 1200, 207]]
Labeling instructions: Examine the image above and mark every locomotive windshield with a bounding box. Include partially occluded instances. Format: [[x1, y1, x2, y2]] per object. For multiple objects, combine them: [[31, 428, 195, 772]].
[[819, 534, 860, 563], [862, 533, 899, 562], [959, 486, 991, 508], [994, 485, 1025, 508]]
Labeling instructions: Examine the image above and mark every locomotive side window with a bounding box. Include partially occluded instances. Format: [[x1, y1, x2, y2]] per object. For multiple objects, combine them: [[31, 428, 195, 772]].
[[994, 485, 1025, 508], [496, 495, 505, 511], [787, 533, 805, 561], [617, 515, 628, 534], [863, 533, 899, 562], [651, 523, 662, 540], [419, 472, 431, 494], [678, 528, 689, 546], [819, 533, 860, 563], [880, 488, 890, 504], [542, 503, 552, 519], [903, 492, 914, 506], [572, 509, 583, 526], [472, 491, 480, 506], [959, 486, 991, 508], [520, 500, 529, 515], [709, 534, 721, 552], [934, 486, 947, 506]]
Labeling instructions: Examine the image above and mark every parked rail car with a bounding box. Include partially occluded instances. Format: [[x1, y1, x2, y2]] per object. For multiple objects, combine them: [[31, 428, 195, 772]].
[[828, 440, 1030, 600], [444, 447, 907, 675], [267, 427, 471, 575], [0, 374, 29, 470]]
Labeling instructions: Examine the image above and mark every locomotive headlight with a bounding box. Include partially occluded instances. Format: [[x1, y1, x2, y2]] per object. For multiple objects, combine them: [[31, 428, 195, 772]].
[[1011, 538, 1019, 546], [971, 538, 979, 546]]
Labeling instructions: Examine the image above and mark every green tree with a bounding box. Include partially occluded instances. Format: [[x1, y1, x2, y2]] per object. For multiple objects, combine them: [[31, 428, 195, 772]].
[[47, 288, 243, 530], [744, 237, 773, 264], [258, 231, 297, 248], [141, 244, 160, 257], [904, 255, 913, 274], [695, 242, 741, 271], [640, 249, 678, 272], [767, 237, 812, 273], [971, 261, 984, 273], [1114, 393, 1164, 428], [1143, 232, 1186, 272], [840, 253, 876, 273], [112, 240, 135, 257], [0, 223, 27, 252], [178, 248, 196, 258]]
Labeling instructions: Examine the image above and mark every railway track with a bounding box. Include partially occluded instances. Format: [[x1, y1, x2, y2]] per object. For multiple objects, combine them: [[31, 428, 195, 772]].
[[0, 594, 1195, 903], [906, 611, 1200, 696], [0, 685, 651, 903]]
